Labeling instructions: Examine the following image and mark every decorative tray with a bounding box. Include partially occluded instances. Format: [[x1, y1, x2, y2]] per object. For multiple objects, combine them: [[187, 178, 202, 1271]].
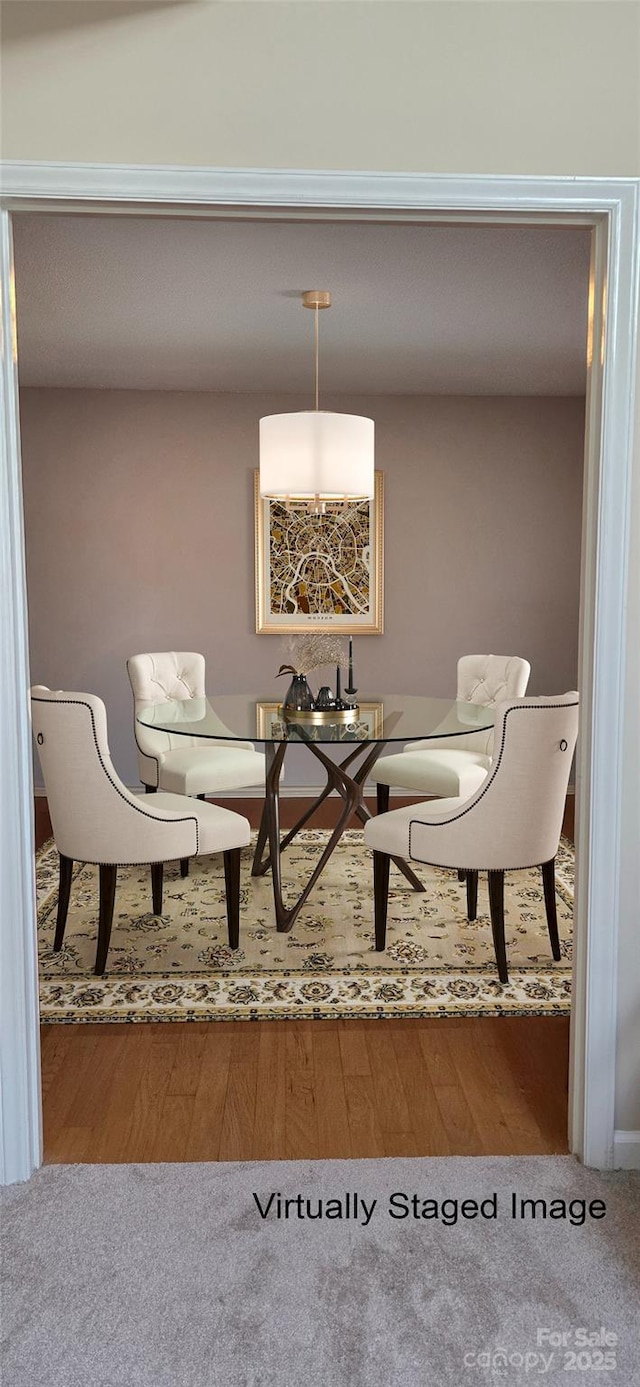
[[278, 705, 360, 725]]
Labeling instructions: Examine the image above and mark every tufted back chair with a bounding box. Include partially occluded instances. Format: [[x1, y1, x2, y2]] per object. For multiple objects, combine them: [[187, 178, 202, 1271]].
[[454, 653, 531, 754], [458, 653, 531, 706], [371, 653, 532, 804], [127, 650, 262, 794], [410, 653, 531, 757], [128, 651, 212, 786], [128, 652, 205, 743], [31, 686, 199, 865], [128, 651, 205, 704]]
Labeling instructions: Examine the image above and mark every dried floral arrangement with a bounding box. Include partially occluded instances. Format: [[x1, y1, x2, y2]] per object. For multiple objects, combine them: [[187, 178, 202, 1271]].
[[276, 633, 347, 678]]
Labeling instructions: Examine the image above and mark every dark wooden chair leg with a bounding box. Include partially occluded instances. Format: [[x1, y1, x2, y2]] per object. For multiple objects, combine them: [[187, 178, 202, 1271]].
[[373, 850, 391, 950], [541, 857, 561, 960], [376, 783, 390, 815], [144, 785, 157, 793], [180, 858, 190, 878], [465, 869, 478, 921], [54, 854, 74, 950], [94, 863, 117, 975], [223, 847, 241, 950], [151, 862, 164, 915], [487, 869, 509, 984], [458, 869, 466, 882]]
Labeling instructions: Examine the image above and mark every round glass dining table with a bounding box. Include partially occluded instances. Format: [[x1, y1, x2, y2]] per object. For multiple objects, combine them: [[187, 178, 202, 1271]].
[[138, 694, 494, 933]]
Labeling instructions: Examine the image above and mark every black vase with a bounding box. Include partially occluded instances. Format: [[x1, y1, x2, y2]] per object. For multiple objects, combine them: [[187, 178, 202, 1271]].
[[282, 674, 315, 711], [315, 686, 336, 710]]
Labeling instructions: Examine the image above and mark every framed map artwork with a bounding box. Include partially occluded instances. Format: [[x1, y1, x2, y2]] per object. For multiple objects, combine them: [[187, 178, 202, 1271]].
[[254, 470, 383, 634]]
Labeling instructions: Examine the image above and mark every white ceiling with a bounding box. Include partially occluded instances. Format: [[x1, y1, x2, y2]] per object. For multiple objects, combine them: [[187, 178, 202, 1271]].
[[13, 214, 591, 396]]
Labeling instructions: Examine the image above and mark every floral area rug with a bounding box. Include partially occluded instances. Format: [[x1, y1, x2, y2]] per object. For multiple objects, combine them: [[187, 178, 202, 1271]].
[[37, 831, 574, 1022]]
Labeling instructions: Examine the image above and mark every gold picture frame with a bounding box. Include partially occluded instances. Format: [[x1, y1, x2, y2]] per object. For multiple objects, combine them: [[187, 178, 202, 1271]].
[[255, 701, 385, 742], [254, 470, 384, 635]]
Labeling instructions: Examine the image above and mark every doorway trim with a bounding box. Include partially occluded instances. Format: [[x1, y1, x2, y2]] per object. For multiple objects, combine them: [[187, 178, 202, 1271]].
[[1, 163, 638, 1183]]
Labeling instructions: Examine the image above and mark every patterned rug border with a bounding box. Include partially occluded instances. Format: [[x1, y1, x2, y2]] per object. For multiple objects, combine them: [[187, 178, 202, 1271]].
[[36, 835, 574, 1022]]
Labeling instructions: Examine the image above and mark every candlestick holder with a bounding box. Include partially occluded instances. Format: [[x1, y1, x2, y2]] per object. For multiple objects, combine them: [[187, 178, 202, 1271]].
[[345, 636, 358, 699], [334, 665, 349, 711]]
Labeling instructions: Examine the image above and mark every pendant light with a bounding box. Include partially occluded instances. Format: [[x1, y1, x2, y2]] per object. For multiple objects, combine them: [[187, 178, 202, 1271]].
[[259, 290, 375, 508]]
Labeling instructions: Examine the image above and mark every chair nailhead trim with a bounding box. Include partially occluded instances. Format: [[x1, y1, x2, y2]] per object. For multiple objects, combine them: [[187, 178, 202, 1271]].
[[32, 696, 199, 853], [407, 700, 578, 866]]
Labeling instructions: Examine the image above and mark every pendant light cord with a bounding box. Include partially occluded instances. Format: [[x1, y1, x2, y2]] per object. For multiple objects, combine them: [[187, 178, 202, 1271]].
[[314, 303, 319, 411]]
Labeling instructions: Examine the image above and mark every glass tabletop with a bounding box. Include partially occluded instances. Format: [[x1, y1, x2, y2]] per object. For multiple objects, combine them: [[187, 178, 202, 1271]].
[[137, 694, 494, 745]]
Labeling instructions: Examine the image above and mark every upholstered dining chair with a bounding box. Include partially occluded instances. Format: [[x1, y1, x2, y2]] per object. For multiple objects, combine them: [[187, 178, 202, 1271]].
[[370, 654, 531, 810], [364, 693, 578, 983], [31, 687, 251, 974], [128, 652, 266, 800]]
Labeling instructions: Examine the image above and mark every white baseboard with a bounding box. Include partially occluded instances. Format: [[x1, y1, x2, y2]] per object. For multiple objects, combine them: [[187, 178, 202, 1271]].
[[165, 785, 424, 799], [613, 1131, 640, 1170], [34, 784, 577, 799], [34, 784, 418, 800]]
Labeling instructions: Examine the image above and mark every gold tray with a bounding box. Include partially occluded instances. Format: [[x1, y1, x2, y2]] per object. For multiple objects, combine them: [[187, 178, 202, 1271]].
[[279, 705, 360, 725]]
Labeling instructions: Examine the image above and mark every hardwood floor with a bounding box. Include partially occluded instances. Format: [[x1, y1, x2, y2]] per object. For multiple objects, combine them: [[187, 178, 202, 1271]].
[[41, 1016, 569, 1162], [35, 793, 573, 1163]]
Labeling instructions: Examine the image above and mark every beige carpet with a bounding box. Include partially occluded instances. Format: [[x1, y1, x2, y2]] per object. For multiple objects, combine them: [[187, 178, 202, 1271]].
[[37, 831, 574, 1022], [3, 1158, 639, 1387]]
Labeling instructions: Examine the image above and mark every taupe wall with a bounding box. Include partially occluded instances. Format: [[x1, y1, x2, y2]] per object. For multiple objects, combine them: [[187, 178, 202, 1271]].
[[21, 387, 585, 788], [2, 1, 639, 174]]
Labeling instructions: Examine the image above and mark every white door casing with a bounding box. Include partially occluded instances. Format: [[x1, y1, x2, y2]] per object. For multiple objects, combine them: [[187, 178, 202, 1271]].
[[0, 208, 42, 1184], [0, 164, 638, 1182]]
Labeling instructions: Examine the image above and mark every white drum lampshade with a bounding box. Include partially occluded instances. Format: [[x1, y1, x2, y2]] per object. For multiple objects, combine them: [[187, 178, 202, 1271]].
[[259, 410, 375, 501]]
